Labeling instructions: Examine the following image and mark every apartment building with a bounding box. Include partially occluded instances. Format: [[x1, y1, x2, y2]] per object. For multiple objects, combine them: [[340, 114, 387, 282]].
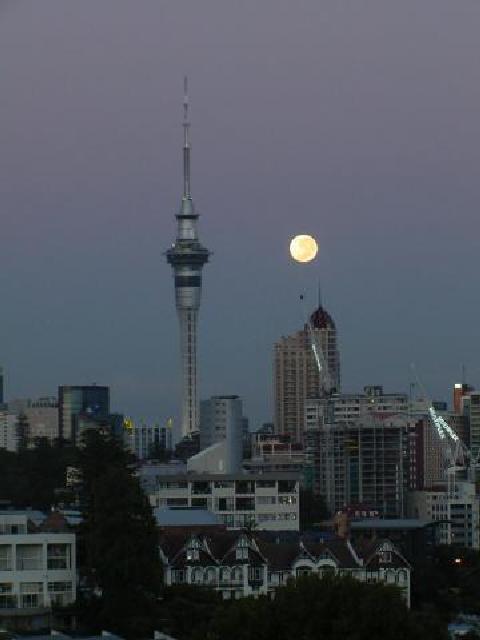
[[149, 473, 300, 531], [159, 530, 411, 606], [305, 413, 413, 517], [408, 481, 480, 549], [0, 511, 76, 628], [274, 305, 340, 444]]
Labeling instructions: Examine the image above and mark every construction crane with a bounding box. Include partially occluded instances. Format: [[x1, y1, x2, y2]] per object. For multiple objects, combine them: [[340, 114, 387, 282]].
[[412, 365, 480, 495], [299, 294, 334, 395]]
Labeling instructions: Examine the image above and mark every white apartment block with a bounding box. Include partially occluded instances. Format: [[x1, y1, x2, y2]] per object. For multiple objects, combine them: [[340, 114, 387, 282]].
[[200, 395, 244, 451], [0, 412, 19, 452], [149, 473, 300, 531], [408, 481, 480, 549], [0, 512, 76, 613]]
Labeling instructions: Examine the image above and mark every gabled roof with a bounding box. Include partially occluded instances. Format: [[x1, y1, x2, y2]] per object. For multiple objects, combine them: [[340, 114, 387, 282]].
[[356, 539, 411, 569]]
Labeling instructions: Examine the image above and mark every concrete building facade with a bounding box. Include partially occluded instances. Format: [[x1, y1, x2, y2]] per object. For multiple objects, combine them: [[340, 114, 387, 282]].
[[0, 512, 76, 619], [408, 481, 480, 549], [149, 473, 300, 531]]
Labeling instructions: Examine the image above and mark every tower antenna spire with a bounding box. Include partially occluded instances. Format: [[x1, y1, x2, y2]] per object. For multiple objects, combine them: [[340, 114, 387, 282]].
[[318, 279, 323, 308], [183, 76, 191, 198]]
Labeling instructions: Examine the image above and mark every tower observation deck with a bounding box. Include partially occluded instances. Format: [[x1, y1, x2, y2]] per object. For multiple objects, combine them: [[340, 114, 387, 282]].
[[166, 79, 210, 438]]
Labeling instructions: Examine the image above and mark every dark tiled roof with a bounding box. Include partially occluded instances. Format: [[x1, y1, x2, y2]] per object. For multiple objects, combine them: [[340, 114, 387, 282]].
[[158, 531, 408, 572], [256, 541, 301, 571]]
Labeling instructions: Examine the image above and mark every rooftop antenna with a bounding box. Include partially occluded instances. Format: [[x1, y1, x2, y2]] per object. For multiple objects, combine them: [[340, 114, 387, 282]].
[[318, 279, 323, 308], [183, 75, 191, 198], [462, 363, 467, 386]]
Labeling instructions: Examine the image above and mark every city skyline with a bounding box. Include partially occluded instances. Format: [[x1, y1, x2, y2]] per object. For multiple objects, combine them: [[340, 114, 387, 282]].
[[1, 1, 480, 428]]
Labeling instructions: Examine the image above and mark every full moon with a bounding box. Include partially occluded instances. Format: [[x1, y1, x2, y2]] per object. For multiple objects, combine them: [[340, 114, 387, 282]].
[[289, 234, 318, 263]]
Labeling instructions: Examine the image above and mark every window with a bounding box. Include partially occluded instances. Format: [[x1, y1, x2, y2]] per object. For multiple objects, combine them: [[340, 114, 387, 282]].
[[257, 496, 276, 505], [235, 480, 255, 494], [20, 582, 43, 608], [191, 498, 208, 509], [47, 544, 71, 570], [232, 566, 243, 584], [205, 567, 216, 585], [192, 482, 211, 495], [236, 547, 248, 560], [236, 497, 255, 511], [278, 495, 296, 505], [256, 480, 276, 489], [0, 583, 14, 609], [278, 480, 297, 493], [186, 548, 200, 561], [216, 497, 234, 511], [0, 546, 12, 571], [248, 567, 263, 581], [172, 569, 186, 584], [219, 567, 230, 583], [48, 581, 73, 607], [167, 498, 188, 507], [214, 480, 234, 488], [158, 481, 187, 489], [191, 568, 203, 584], [277, 512, 297, 520], [16, 545, 43, 571]]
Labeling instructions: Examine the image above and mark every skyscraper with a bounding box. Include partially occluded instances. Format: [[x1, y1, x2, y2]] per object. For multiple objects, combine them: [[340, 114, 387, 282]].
[[274, 304, 340, 444], [58, 385, 110, 443], [166, 79, 210, 438]]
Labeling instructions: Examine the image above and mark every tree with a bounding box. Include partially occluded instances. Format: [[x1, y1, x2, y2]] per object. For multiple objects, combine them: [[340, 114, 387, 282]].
[[205, 574, 448, 640], [77, 430, 162, 638], [299, 488, 329, 530], [0, 439, 76, 509]]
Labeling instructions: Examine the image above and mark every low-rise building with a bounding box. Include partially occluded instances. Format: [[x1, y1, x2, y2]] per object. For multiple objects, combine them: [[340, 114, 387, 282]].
[[0, 510, 76, 631], [244, 434, 305, 476], [159, 530, 411, 606], [408, 481, 480, 549], [148, 473, 300, 531]]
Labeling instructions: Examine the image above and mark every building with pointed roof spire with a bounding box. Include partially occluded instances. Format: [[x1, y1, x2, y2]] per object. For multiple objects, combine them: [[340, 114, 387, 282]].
[[274, 304, 340, 444], [166, 79, 210, 439]]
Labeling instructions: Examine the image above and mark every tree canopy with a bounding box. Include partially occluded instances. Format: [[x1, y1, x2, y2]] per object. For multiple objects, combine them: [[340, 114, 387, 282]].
[[76, 430, 162, 638], [201, 575, 448, 640]]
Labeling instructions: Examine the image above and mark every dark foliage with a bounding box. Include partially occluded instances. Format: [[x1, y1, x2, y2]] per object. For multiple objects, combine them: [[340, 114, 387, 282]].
[[412, 544, 480, 618], [203, 574, 448, 640], [0, 438, 76, 509], [76, 430, 163, 638], [299, 488, 330, 529]]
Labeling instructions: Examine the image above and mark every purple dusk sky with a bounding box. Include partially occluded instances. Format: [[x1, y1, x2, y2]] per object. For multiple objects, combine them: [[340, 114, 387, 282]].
[[1, 0, 480, 431]]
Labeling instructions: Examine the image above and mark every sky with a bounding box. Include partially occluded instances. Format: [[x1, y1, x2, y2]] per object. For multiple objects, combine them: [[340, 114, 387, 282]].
[[1, 0, 480, 433]]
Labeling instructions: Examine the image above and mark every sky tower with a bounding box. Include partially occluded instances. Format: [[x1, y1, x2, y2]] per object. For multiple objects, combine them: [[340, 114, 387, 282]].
[[166, 79, 210, 439]]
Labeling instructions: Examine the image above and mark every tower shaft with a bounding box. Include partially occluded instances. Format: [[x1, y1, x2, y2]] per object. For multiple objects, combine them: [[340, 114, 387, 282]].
[[166, 79, 210, 439]]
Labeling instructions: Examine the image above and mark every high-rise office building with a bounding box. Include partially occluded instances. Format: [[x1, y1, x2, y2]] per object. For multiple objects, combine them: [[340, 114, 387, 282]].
[[58, 385, 110, 443], [274, 304, 340, 444], [166, 79, 210, 439], [124, 420, 173, 460]]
